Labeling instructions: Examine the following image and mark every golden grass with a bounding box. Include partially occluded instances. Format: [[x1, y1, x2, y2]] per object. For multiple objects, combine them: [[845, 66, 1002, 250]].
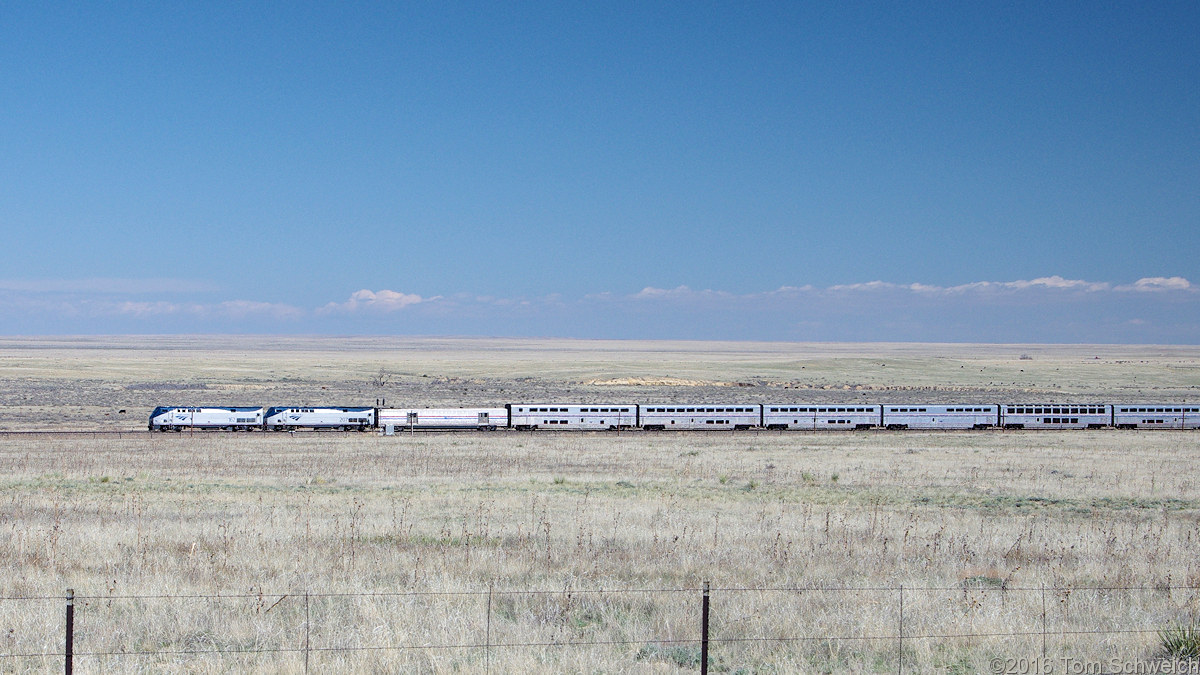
[[3, 431, 1200, 672]]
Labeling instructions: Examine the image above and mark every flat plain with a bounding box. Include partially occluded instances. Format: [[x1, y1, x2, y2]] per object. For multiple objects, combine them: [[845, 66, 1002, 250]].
[[1, 336, 1200, 673]]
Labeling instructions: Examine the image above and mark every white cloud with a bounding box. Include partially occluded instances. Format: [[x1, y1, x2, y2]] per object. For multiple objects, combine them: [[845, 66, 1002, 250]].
[[1002, 276, 1110, 292], [0, 275, 1193, 341], [115, 301, 184, 316], [319, 289, 429, 314], [632, 286, 734, 301], [629, 276, 1180, 302], [1115, 277, 1192, 292], [217, 300, 305, 319], [111, 299, 303, 319], [827, 281, 896, 292], [634, 285, 690, 299]]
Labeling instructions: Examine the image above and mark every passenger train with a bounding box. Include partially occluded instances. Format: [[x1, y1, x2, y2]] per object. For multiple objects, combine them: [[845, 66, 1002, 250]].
[[148, 402, 1200, 432]]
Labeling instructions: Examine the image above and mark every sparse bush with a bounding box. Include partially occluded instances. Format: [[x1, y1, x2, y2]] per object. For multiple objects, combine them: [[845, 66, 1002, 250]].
[[636, 643, 701, 668], [1160, 621, 1200, 657], [368, 367, 390, 387]]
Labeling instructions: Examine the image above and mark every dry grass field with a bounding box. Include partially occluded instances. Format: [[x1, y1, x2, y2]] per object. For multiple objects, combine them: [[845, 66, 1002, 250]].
[[2, 337, 1200, 673]]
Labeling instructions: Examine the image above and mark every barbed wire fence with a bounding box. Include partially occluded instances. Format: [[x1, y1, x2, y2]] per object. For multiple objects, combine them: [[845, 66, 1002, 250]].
[[3, 582, 1200, 673]]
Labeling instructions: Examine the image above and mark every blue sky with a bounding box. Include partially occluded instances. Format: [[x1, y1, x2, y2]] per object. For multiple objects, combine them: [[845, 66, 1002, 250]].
[[1, 2, 1197, 341]]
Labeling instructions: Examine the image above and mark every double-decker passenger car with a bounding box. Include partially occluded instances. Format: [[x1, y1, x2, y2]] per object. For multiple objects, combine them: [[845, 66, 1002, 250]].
[[264, 407, 375, 431], [1002, 404, 1111, 429], [507, 404, 636, 430], [639, 404, 760, 430], [149, 406, 264, 431], [883, 405, 1000, 430], [1112, 404, 1200, 429], [763, 405, 881, 430], [378, 407, 507, 432]]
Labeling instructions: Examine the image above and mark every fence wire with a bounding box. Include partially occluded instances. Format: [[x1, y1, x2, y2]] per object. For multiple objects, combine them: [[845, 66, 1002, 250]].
[[2, 583, 1198, 670]]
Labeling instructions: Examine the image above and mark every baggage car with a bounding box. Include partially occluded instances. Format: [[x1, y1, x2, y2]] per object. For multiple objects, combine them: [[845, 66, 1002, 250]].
[[378, 407, 507, 432]]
